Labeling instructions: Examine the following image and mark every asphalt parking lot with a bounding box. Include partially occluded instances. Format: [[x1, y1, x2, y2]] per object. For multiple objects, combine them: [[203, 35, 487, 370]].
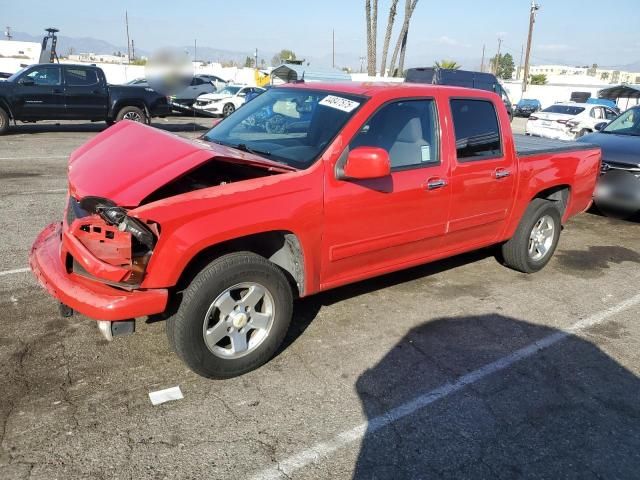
[[1, 115, 640, 480]]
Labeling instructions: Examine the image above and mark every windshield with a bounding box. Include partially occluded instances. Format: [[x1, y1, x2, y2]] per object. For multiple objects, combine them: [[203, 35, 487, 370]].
[[543, 105, 585, 115], [602, 108, 640, 136], [216, 86, 241, 96], [203, 88, 365, 169]]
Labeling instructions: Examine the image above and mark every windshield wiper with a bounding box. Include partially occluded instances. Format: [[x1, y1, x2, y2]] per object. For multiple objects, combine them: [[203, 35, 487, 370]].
[[232, 143, 272, 157]]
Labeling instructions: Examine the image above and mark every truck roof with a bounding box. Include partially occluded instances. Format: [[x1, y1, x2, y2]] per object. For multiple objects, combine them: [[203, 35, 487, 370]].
[[281, 81, 499, 99]]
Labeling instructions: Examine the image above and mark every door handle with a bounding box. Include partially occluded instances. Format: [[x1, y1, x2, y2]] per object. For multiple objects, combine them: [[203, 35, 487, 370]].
[[425, 178, 447, 190], [495, 168, 511, 179]]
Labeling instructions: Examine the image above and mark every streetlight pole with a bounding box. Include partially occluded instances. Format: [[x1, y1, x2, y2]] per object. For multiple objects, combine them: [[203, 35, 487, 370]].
[[522, 0, 540, 92]]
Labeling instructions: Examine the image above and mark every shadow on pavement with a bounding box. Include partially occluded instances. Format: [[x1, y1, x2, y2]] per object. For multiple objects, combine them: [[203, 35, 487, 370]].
[[353, 314, 640, 479]]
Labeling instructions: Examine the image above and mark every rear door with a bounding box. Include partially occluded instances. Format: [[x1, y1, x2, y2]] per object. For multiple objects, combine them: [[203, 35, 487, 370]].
[[63, 66, 108, 119], [12, 65, 65, 119], [445, 98, 516, 250]]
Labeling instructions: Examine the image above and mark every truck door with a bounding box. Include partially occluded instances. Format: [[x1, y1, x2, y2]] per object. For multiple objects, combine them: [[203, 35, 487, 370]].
[[13, 65, 65, 119], [63, 66, 108, 119], [321, 98, 451, 289], [446, 98, 516, 250]]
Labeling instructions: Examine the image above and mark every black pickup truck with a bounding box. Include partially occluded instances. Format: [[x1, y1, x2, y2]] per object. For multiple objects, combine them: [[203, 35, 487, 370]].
[[0, 63, 170, 134]]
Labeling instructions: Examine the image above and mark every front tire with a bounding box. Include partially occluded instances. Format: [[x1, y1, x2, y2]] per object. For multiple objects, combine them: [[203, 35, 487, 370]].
[[501, 199, 562, 273], [222, 103, 235, 117], [167, 252, 293, 379], [0, 108, 10, 135]]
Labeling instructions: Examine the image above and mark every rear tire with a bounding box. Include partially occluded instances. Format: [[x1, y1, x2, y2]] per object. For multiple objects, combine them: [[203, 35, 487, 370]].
[[501, 199, 562, 273], [116, 106, 146, 124], [167, 252, 293, 379], [0, 108, 9, 135]]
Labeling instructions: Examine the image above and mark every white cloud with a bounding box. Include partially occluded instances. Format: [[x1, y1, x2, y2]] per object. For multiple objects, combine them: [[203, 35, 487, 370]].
[[436, 36, 470, 48]]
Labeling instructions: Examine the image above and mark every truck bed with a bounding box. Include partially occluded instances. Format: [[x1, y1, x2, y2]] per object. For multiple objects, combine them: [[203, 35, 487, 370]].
[[514, 134, 596, 157]]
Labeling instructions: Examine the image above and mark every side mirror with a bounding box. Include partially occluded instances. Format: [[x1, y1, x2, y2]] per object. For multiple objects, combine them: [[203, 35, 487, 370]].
[[343, 147, 391, 180], [594, 122, 608, 131], [19, 77, 35, 86]]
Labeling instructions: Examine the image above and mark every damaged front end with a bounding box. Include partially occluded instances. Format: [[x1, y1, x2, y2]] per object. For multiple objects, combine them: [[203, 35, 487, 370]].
[[66, 196, 159, 288]]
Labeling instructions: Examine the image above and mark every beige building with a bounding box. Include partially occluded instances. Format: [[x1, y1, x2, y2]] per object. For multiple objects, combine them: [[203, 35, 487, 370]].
[[518, 64, 640, 85]]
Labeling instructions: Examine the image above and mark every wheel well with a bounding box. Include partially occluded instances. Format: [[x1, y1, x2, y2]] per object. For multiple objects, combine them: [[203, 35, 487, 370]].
[[176, 231, 305, 297], [533, 185, 570, 215]]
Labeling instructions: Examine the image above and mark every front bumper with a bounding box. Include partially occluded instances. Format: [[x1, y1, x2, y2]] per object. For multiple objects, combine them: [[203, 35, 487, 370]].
[[193, 102, 222, 114], [594, 170, 640, 212], [30, 222, 168, 321]]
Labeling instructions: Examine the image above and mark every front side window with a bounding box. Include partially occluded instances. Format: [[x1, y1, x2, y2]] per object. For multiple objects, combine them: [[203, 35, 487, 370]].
[[450, 99, 501, 161], [602, 108, 640, 136], [350, 100, 439, 169], [203, 88, 365, 169], [24, 66, 61, 86], [66, 68, 99, 86]]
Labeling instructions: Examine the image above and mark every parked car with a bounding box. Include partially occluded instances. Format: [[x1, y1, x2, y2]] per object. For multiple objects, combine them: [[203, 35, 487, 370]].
[[405, 67, 514, 120], [169, 74, 230, 109], [0, 64, 171, 134], [30, 83, 601, 378], [525, 102, 619, 140], [192, 85, 265, 117], [514, 99, 541, 117], [577, 106, 640, 216]]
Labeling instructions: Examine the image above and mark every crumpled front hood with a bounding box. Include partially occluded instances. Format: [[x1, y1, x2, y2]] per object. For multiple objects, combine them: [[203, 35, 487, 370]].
[[68, 121, 289, 207], [578, 132, 640, 167]]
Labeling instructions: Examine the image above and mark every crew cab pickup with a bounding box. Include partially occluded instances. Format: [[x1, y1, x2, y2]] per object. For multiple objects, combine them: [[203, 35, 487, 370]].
[[30, 83, 601, 378], [0, 63, 170, 134]]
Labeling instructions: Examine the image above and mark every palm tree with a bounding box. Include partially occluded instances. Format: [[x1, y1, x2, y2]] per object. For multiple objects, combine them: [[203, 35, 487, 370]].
[[380, 0, 399, 76], [434, 60, 460, 70], [388, 0, 419, 77], [365, 0, 378, 76]]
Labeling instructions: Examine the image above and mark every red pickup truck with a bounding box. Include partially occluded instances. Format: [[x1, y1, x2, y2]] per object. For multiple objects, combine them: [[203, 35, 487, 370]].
[[30, 83, 601, 378]]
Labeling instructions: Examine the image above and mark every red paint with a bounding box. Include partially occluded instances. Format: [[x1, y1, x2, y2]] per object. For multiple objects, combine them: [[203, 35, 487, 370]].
[[31, 83, 601, 322]]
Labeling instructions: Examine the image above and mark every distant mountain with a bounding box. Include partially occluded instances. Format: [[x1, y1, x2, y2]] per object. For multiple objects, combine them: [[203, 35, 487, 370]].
[[11, 31, 132, 58]]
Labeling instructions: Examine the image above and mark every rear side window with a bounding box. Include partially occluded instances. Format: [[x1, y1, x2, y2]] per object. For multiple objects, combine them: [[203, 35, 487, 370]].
[[450, 99, 501, 161], [350, 99, 439, 170], [66, 68, 99, 86]]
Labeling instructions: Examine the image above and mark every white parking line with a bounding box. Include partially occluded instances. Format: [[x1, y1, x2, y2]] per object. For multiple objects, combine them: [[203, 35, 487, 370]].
[[0, 267, 31, 277], [251, 292, 640, 480]]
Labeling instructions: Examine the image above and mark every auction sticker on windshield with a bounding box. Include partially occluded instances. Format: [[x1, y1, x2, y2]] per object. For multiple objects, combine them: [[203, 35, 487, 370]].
[[319, 95, 360, 113]]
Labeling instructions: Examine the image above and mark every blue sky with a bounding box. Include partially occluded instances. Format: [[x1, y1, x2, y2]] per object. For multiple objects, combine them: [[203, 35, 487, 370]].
[[3, 0, 640, 68]]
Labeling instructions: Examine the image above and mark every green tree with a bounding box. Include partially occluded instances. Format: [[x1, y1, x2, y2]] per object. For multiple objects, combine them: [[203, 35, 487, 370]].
[[490, 53, 515, 79], [271, 49, 297, 66], [434, 59, 460, 69], [244, 56, 254, 68], [530, 73, 547, 85]]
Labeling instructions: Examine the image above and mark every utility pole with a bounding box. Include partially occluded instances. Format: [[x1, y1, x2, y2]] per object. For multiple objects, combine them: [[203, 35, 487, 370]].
[[332, 29, 335, 69], [4, 26, 12, 41], [254, 48, 258, 69], [194, 39, 197, 63], [493, 37, 502, 75], [131, 39, 135, 60], [522, 0, 541, 92], [518, 44, 524, 79], [480, 44, 485, 72], [125, 10, 131, 64]]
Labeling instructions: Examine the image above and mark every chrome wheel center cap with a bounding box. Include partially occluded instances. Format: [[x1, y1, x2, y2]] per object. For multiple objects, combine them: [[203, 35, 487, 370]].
[[231, 312, 249, 329]]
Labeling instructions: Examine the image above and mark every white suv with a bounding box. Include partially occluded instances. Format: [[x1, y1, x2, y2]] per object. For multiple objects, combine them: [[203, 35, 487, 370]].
[[526, 102, 619, 140]]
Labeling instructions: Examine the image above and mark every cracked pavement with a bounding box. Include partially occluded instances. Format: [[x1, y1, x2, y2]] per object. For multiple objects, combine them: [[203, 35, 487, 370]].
[[1, 117, 639, 479]]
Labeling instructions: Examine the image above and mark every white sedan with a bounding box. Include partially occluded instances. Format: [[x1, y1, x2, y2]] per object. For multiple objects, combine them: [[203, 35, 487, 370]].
[[526, 102, 619, 140], [193, 85, 265, 117]]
